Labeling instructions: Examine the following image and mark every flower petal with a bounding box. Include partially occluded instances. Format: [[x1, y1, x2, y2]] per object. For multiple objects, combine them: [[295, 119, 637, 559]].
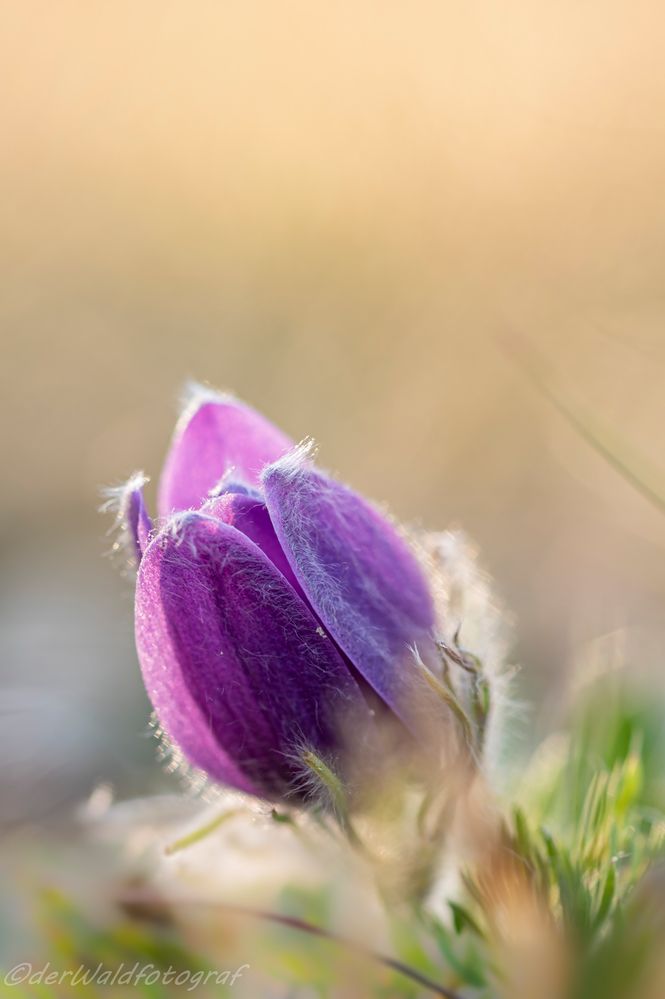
[[158, 388, 292, 517], [103, 472, 153, 566], [263, 450, 437, 727], [202, 492, 304, 597], [126, 478, 153, 562], [208, 473, 263, 501], [135, 513, 369, 800]]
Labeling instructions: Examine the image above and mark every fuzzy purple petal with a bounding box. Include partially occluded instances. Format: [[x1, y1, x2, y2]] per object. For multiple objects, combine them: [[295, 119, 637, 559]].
[[106, 473, 153, 565], [208, 474, 263, 501], [135, 513, 369, 799], [202, 492, 304, 597], [126, 480, 153, 562], [263, 451, 437, 727], [158, 390, 292, 518]]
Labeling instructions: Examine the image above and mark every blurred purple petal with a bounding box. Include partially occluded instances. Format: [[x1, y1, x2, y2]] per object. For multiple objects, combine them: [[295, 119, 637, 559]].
[[135, 513, 369, 799], [263, 449, 436, 726], [158, 387, 292, 518]]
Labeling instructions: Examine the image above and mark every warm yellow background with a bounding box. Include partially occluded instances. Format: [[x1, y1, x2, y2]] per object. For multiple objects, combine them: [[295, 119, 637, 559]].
[[1, 2, 665, 839]]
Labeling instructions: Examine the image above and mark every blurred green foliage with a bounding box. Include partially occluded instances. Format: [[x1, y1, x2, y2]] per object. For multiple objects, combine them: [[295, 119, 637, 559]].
[[7, 682, 665, 999]]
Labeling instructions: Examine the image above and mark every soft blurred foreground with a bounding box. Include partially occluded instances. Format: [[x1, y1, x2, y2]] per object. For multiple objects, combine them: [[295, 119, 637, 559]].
[[2, 1, 665, 993]]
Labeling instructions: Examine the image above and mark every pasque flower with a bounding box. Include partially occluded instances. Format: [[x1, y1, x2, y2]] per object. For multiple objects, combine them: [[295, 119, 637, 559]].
[[120, 387, 439, 804]]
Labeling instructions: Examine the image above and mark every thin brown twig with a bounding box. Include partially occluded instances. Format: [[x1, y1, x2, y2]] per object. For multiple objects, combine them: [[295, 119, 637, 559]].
[[117, 888, 465, 999]]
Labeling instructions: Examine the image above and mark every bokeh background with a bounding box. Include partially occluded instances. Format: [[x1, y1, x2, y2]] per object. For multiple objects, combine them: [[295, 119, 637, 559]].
[[2, 0, 665, 961]]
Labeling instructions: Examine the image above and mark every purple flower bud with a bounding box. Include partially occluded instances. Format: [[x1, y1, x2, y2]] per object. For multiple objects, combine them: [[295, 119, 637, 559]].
[[129, 391, 439, 803]]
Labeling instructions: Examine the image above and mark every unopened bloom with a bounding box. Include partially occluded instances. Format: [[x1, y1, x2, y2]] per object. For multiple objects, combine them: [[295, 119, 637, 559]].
[[121, 387, 438, 804]]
